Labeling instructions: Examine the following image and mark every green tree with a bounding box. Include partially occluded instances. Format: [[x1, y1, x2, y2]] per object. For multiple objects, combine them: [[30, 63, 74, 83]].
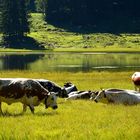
[[26, 0, 36, 12], [46, 0, 72, 23], [0, 0, 2, 31], [1, 0, 20, 45], [18, 0, 30, 37], [1, 0, 29, 46]]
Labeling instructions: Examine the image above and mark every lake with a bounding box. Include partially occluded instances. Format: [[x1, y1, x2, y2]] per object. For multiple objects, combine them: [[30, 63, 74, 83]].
[[0, 52, 140, 72]]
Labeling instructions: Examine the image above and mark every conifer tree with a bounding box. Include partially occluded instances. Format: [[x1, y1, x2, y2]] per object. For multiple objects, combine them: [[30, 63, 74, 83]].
[[1, 0, 29, 46], [0, 0, 2, 31], [18, 0, 30, 38], [1, 0, 20, 45], [26, 0, 36, 12]]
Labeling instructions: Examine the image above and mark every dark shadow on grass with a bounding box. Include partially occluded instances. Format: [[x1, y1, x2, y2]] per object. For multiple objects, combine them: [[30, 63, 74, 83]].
[[35, 111, 59, 116], [0, 111, 24, 117], [1, 36, 45, 50], [0, 111, 59, 117]]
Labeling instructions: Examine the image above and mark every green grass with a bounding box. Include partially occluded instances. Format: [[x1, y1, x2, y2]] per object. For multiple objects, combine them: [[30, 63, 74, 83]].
[[0, 71, 139, 139]]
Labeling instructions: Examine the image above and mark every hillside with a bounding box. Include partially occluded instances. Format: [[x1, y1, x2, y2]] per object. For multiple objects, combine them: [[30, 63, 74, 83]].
[[28, 13, 140, 50]]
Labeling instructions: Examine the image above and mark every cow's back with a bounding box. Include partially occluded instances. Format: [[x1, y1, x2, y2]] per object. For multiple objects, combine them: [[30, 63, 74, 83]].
[[0, 79, 31, 98], [0, 78, 48, 100]]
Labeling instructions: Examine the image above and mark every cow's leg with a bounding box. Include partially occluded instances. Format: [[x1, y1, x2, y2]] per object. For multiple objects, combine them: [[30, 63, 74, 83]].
[[25, 97, 35, 114], [135, 86, 137, 92], [23, 104, 27, 113], [29, 104, 34, 114]]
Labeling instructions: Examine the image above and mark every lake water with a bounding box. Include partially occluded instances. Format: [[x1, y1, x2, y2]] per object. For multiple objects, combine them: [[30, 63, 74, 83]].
[[0, 52, 140, 72]]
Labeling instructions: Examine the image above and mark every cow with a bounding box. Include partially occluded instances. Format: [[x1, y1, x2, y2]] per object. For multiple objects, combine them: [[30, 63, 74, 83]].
[[66, 90, 98, 100], [35, 79, 68, 98], [0, 78, 58, 114], [63, 82, 78, 94], [132, 72, 140, 92], [92, 88, 140, 105]]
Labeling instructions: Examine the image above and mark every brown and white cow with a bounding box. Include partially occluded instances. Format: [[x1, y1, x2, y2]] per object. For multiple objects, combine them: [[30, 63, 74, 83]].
[[92, 88, 140, 105], [0, 78, 58, 114], [132, 72, 140, 92]]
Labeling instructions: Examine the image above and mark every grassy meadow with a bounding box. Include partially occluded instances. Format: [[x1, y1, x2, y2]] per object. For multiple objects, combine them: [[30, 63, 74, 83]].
[[0, 70, 140, 140], [28, 13, 140, 51]]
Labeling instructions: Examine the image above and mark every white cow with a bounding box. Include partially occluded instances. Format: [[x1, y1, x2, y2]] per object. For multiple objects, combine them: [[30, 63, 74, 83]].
[[92, 88, 140, 105], [132, 72, 140, 92], [66, 91, 95, 100], [0, 78, 58, 114]]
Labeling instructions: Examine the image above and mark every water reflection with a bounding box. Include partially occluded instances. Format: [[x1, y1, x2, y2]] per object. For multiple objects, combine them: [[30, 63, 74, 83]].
[[0, 52, 140, 72], [0, 53, 44, 70]]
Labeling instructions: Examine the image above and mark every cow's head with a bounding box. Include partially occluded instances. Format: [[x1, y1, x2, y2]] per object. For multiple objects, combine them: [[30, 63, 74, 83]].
[[90, 91, 99, 100], [63, 82, 78, 94], [93, 89, 108, 103], [57, 88, 68, 98], [45, 92, 58, 109], [64, 82, 73, 87]]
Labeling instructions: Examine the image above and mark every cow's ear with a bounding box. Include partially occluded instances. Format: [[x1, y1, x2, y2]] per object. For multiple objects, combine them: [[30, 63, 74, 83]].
[[95, 91, 99, 95], [47, 92, 51, 96], [100, 88, 105, 91]]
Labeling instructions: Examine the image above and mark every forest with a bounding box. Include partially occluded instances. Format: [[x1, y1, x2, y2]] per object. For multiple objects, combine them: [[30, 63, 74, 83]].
[[46, 0, 140, 33]]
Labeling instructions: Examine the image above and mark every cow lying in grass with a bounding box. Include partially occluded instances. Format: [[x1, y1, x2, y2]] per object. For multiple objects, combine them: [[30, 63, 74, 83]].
[[91, 88, 140, 105], [63, 82, 99, 100], [132, 72, 140, 92], [35, 80, 78, 98], [0, 78, 58, 114], [66, 90, 98, 100], [35, 79, 68, 98]]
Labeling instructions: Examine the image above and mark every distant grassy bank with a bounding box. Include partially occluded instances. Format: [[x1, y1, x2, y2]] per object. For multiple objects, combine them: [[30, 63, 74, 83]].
[[1, 47, 140, 53], [1, 13, 140, 52]]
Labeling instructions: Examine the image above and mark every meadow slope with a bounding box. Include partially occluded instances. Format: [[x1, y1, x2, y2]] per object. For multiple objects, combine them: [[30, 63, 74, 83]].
[[29, 13, 140, 51]]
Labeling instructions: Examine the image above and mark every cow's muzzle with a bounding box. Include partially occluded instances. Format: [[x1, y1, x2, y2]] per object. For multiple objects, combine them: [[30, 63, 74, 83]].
[[94, 99, 98, 103], [52, 105, 58, 110]]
